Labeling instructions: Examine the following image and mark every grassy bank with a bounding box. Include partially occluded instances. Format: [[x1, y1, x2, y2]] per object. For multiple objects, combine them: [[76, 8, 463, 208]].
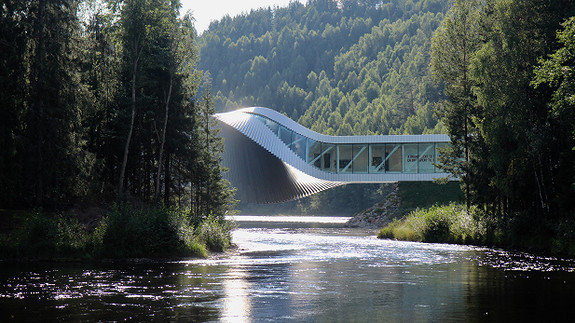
[[0, 203, 234, 261], [377, 203, 575, 256], [397, 182, 464, 215]]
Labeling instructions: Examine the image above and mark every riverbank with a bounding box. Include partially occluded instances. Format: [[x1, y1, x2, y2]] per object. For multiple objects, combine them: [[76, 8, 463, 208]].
[[4, 215, 574, 322], [346, 181, 463, 228], [0, 203, 234, 261], [377, 203, 575, 256]]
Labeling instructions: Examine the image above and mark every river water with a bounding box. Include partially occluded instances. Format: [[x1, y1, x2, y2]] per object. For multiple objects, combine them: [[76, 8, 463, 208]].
[[1, 215, 575, 322]]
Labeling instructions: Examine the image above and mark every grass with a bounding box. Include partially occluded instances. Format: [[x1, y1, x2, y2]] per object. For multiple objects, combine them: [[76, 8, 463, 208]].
[[377, 203, 483, 244], [0, 203, 233, 260], [377, 202, 575, 256]]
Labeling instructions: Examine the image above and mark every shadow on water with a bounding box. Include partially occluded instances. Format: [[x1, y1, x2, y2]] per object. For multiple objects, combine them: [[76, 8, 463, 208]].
[[1, 216, 575, 322]]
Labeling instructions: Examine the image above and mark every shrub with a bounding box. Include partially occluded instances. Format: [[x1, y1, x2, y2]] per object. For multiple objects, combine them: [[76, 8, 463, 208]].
[[18, 212, 58, 258], [0, 204, 230, 260], [56, 214, 90, 258], [100, 203, 209, 259], [196, 215, 233, 252], [377, 203, 482, 245]]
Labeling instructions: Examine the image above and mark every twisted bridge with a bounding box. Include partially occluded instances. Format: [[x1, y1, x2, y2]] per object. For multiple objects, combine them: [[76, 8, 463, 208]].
[[215, 107, 451, 204]]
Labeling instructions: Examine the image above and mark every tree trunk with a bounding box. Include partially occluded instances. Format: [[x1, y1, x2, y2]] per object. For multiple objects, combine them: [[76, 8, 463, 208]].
[[119, 37, 141, 193], [164, 148, 171, 205], [155, 73, 173, 202]]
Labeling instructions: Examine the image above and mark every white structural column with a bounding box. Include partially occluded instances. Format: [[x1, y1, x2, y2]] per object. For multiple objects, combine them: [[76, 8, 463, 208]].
[[214, 107, 452, 204]]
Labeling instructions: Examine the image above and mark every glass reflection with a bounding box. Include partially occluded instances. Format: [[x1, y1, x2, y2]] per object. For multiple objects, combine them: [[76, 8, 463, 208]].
[[338, 145, 353, 173], [370, 144, 385, 173], [249, 113, 447, 174], [353, 144, 368, 173], [403, 144, 418, 173], [418, 143, 435, 173], [292, 132, 307, 160], [385, 144, 402, 172]]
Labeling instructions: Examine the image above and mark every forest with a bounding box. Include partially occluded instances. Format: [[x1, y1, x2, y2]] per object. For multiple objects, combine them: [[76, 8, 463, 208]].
[[1, 0, 235, 211], [3, 0, 575, 256], [200, 0, 450, 135], [199, 0, 575, 252], [0, 0, 235, 258]]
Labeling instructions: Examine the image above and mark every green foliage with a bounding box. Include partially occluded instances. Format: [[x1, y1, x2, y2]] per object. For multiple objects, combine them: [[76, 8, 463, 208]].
[[18, 213, 59, 258], [199, 0, 451, 135], [378, 203, 485, 245], [189, 88, 238, 218], [196, 215, 234, 252], [378, 202, 575, 255], [430, 0, 575, 220], [0, 203, 235, 260], [3, 212, 92, 259], [533, 16, 575, 117], [0, 0, 95, 208], [397, 181, 464, 215], [0, 0, 235, 230], [55, 215, 91, 258], [100, 203, 205, 258]]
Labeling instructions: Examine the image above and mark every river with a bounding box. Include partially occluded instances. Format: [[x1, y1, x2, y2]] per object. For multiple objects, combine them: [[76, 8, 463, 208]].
[[1, 215, 575, 322]]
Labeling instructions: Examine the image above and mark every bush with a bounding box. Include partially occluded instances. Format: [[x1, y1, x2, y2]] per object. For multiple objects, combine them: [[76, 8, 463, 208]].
[[196, 215, 233, 252], [0, 203, 232, 260], [17, 212, 58, 258], [5, 212, 90, 259], [377, 203, 483, 245], [100, 204, 208, 259], [55, 214, 90, 258]]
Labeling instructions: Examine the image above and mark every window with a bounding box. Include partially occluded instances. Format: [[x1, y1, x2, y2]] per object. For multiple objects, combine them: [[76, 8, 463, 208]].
[[338, 145, 352, 173], [418, 143, 435, 173], [292, 132, 307, 160], [353, 144, 368, 173], [279, 125, 292, 146], [385, 144, 402, 172], [403, 144, 418, 173], [370, 144, 385, 173]]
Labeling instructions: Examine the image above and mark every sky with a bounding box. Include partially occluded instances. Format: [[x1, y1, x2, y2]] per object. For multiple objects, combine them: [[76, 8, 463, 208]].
[[180, 0, 300, 34]]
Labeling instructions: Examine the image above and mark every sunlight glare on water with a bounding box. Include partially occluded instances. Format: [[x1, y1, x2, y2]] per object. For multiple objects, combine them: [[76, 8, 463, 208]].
[[2, 215, 575, 322], [226, 215, 352, 223]]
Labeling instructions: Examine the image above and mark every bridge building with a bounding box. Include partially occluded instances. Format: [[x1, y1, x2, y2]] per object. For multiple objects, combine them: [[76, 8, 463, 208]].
[[215, 107, 451, 204]]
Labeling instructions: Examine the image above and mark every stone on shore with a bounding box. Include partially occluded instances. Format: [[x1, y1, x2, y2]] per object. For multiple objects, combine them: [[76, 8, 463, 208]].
[[346, 183, 401, 228]]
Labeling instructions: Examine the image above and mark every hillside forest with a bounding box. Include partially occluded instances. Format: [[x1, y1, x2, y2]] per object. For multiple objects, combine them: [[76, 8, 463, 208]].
[[201, 0, 450, 136], [199, 0, 575, 227]]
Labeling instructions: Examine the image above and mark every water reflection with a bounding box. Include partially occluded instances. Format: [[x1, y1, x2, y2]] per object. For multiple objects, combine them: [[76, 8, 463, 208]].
[[222, 266, 251, 321], [1, 217, 575, 322]]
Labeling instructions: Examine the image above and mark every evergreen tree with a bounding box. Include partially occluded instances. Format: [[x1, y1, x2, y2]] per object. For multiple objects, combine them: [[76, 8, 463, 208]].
[[430, 0, 482, 211], [470, 0, 570, 216], [23, 0, 93, 207], [0, 0, 27, 207], [532, 16, 575, 214], [191, 87, 236, 218]]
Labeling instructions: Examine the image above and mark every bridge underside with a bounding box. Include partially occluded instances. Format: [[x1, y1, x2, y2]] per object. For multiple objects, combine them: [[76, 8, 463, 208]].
[[216, 107, 452, 204], [221, 124, 343, 204]]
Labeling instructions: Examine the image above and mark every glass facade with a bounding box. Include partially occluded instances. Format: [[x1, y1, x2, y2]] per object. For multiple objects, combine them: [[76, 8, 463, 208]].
[[251, 113, 447, 174]]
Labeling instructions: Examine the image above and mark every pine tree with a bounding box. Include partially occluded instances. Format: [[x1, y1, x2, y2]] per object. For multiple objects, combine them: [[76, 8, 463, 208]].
[[0, 0, 27, 207], [23, 0, 92, 207], [192, 86, 236, 219], [430, 0, 482, 211]]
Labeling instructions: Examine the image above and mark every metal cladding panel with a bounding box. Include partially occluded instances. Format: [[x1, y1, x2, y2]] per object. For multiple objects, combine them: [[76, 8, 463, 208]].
[[236, 107, 450, 144], [218, 121, 342, 203], [215, 107, 452, 203]]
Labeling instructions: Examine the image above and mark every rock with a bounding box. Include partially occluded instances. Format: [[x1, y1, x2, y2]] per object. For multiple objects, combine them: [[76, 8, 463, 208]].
[[346, 183, 401, 228]]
